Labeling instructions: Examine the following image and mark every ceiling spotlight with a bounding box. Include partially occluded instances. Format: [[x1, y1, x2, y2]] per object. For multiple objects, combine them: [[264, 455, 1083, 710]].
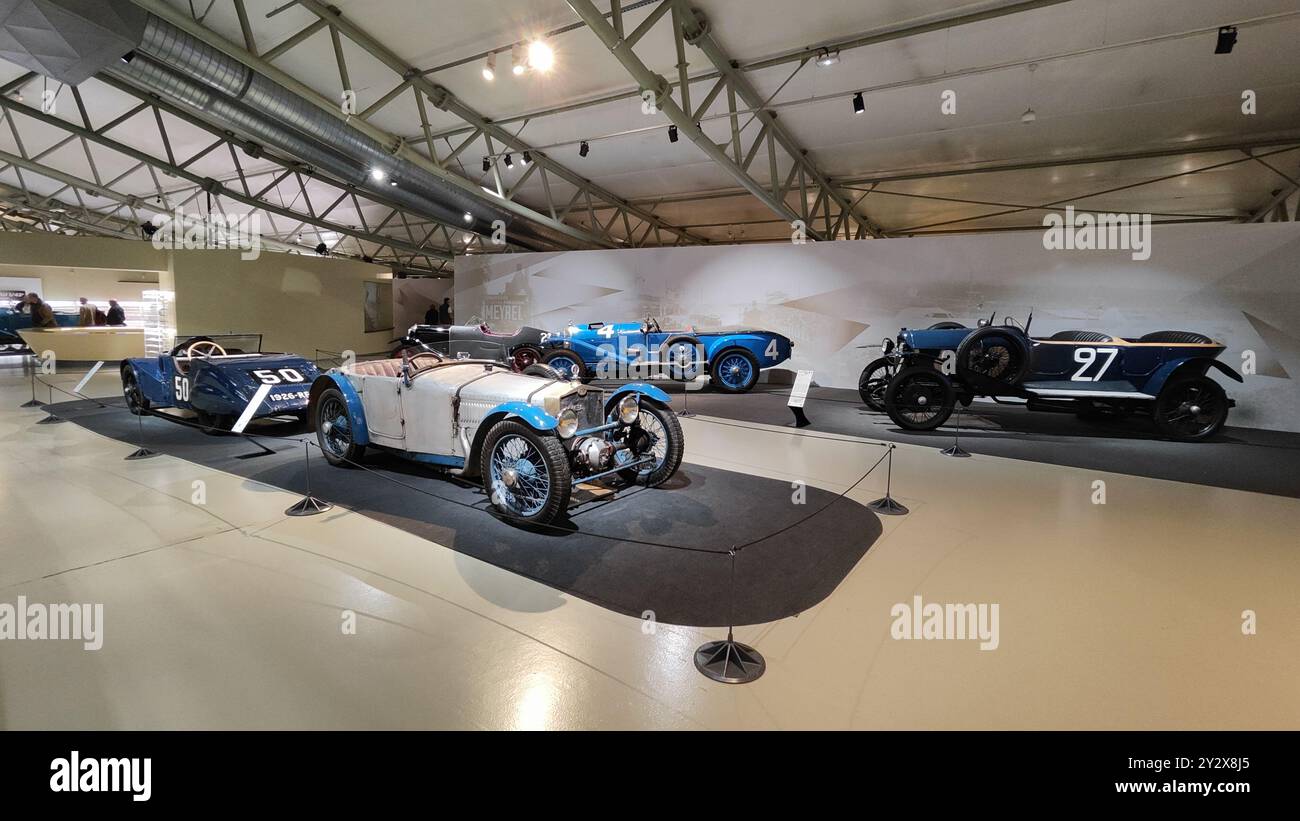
[[370, 167, 387, 182], [140, 221, 158, 238], [815, 48, 840, 67], [482, 156, 491, 172], [521, 151, 532, 165], [579, 141, 590, 158], [120, 51, 135, 64], [1215, 25, 1237, 54], [668, 125, 679, 143], [463, 212, 473, 223], [511, 43, 526, 76], [527, 39, 555, 73], [482, 51, 496, 81], [315, 242, 329, 256], [389, 180, 398, 186], [852, 92, 865, 115], [503, 153, 513, 168], [1021, 107, 1037, 124]]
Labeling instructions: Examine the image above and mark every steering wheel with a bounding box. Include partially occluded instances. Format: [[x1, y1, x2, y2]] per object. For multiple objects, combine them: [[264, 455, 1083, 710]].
[[186, 339, 227, 358]]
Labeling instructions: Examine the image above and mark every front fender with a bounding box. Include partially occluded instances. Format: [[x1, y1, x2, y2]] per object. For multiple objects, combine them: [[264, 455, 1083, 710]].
[[485, 401, 558, 431], [606, 382, 672, 411], [125, 357, 171, 407], [307, 372, 369, 445]]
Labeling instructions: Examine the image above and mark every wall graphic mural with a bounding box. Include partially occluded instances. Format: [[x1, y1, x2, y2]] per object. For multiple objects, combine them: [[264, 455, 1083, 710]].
[[455, 223, 1300, 432]]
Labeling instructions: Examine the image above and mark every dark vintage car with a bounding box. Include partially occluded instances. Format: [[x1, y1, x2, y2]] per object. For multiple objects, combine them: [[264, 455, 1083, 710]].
[[121, 333, 320, 432], [862, 314, 1242, 441], [391, 323, 550, 371], [1, 303, 79, 352]]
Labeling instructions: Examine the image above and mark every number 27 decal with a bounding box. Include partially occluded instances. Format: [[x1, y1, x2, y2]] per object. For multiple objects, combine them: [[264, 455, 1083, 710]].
[[1071, 347, 1118, 381]]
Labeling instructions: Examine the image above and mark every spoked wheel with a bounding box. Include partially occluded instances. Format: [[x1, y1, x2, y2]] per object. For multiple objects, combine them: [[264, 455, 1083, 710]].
[[1154, 376, 1228, 441], [661, 340, 703, 382], [710, 349, 759, 393], [481, 421, 571, 524], [315, 387, 365, 465], [541, 350, 590, 383], [884, 366, 956, 431], [122, 368, 149, 415], [616, 402, 684, 487], [510, 346, 541, 371], [956, 327, 1029, 387], [858, 356, 895, 412]]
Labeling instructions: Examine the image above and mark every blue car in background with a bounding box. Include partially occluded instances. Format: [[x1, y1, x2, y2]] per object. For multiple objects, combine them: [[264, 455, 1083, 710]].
[[539, 317, 793, 393], [872, 313, 1242, 441], [1, 304, 78, 352], [121, 334, 320, 432]]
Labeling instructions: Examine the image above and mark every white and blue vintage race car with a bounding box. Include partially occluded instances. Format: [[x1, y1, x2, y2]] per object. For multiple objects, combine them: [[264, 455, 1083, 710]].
[[307, 351, 684, 524]]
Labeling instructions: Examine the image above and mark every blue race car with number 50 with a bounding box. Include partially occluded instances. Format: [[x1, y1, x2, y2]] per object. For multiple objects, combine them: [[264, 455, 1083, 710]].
[[538, 317, 793, 393], [121, 333, 321, 433], [867, 313, 1242, 441]]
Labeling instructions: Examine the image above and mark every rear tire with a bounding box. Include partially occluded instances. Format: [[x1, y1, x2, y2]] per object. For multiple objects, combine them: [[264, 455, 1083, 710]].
[[858, 356, 895, 412], [481, 421, 571, 524], [314, 386, 366, 466], [617, 402, 684, 487], [884, 366, 955, 431], [1154, 376, 1228, 441], [541, 349, 590, 382]]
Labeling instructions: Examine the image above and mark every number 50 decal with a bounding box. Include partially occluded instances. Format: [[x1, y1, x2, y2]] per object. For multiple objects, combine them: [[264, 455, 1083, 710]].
[[252, 368, 306, 385], [1071, 347, 1118, 381]]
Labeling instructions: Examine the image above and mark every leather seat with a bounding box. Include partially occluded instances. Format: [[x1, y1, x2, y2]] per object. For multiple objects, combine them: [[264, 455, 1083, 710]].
[[1047, 330, 1113, 343], [352, 358, 405, 378]]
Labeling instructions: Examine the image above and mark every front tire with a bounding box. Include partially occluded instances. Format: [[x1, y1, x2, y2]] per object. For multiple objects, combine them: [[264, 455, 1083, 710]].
[[884, 366, 956, 431], [194, 409, 232, 435], [1154, 376, 1228, 441], [122, 368, 149, 415], [481, 421, 571, 524], [617, 401, 684, 487], [709, 348, 760, 393], [315, 387, 366, 466], [858, 356, 895, 412]]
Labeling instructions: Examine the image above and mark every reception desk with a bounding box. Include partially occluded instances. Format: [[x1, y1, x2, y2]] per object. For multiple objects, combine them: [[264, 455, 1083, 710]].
[[17, 326, 146, 362]]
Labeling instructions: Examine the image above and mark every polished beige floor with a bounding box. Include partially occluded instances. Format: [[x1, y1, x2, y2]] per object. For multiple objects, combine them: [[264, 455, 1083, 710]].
[[1, 365, 1297, 729]]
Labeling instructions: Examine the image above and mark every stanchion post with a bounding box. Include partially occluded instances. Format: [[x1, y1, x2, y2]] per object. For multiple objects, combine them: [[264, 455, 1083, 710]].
[[867, 444, 909, 515], [125, 409, 159, 460], [940, 405, 972, 458], [694, 547, 766, 683], [35, 383, 66, 424], [20, 368, 42, 408], [285, 440, 333, 516]]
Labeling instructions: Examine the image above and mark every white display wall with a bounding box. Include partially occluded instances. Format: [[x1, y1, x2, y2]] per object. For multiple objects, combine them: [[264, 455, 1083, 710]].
[[455, 223, 1300, 432]]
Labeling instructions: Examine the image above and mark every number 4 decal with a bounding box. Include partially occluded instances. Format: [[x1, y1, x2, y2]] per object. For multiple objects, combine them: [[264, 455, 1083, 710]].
[[1071, 347, 1118, 381], [765, 339, 779, 360]]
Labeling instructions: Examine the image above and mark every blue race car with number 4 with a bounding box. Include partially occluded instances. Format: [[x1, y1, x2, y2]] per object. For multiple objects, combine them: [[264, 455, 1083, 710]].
[[539, 317, 793, 392], [121, 334, 320, 433], [868, 313, 1242, 441]]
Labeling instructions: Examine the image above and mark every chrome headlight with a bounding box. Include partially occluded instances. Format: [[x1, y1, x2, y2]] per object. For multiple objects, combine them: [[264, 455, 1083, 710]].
[[557, 408, 579, 438], [882, 337, 894, 354], [616, 394, 640, 424]]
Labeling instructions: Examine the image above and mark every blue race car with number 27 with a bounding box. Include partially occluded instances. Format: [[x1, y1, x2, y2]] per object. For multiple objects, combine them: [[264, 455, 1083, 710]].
[[121, 334, 321, 433], [539, 317, 793, 393]]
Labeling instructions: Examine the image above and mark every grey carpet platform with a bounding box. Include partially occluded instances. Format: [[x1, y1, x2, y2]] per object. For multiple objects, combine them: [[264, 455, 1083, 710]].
[[47, 398, 882, 627]]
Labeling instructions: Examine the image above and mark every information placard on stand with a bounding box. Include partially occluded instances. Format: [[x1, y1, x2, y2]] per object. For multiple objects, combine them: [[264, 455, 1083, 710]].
[[787, 370, 814, 427]]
